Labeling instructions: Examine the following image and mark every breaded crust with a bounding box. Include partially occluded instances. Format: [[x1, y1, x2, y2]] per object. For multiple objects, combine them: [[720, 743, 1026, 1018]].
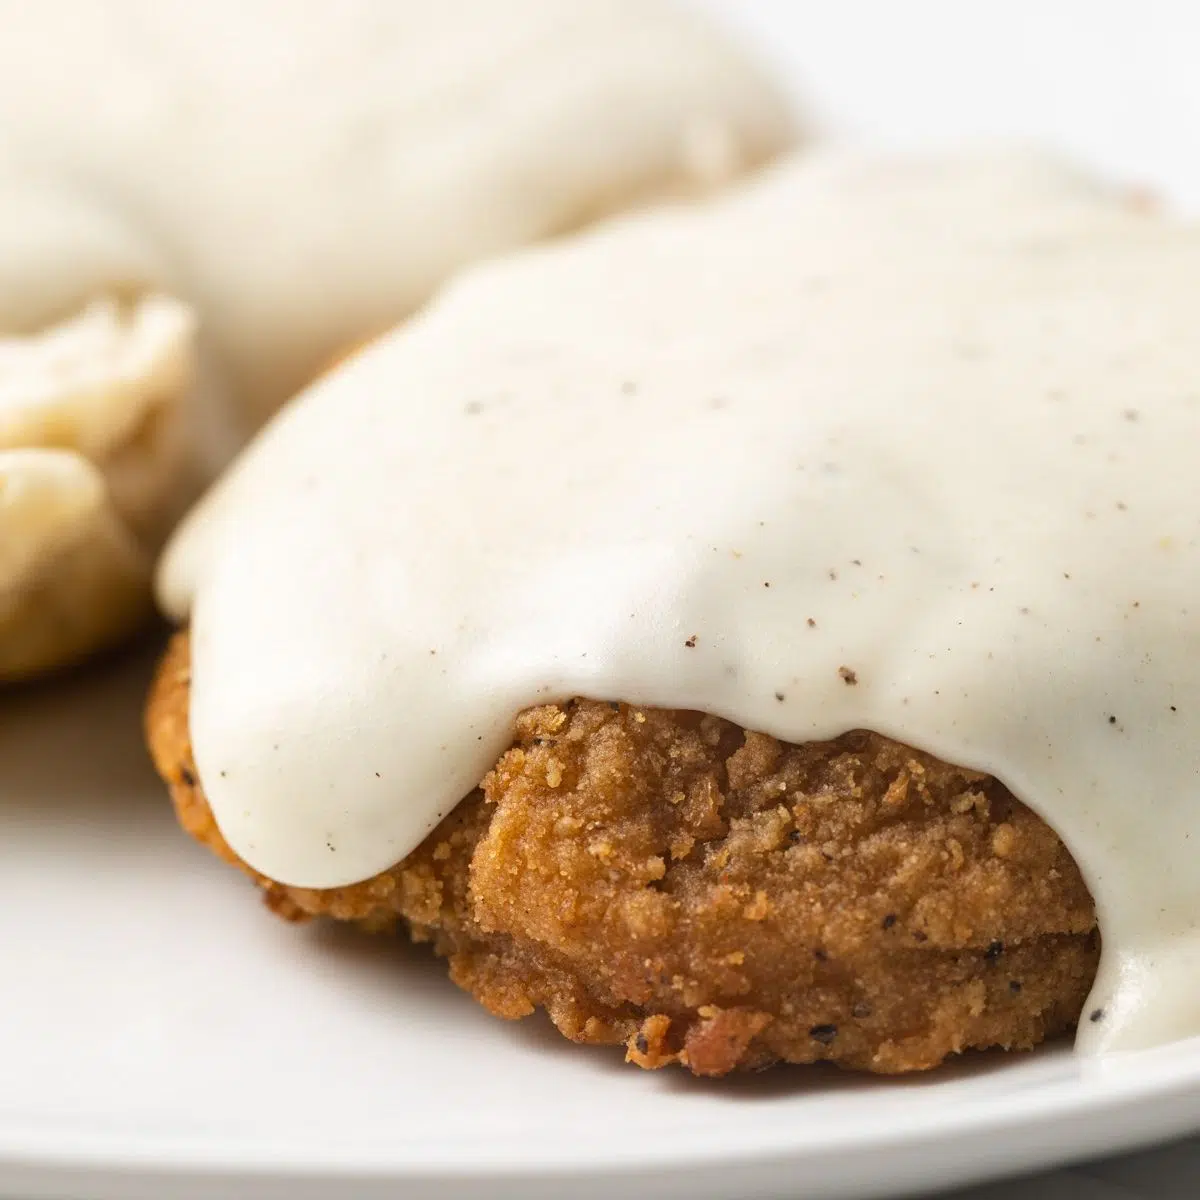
[[147, 632, 1099, 1076]]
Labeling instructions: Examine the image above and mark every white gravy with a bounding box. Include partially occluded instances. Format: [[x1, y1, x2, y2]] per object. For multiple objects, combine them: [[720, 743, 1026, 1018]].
[[0, 0, 791, 432]]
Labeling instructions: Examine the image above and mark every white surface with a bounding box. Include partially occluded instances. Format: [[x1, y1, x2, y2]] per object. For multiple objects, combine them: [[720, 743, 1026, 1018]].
[[5, 2, 1200, 1198], [704, 0, 1200, 211], [1, 652, 1199, 1198]]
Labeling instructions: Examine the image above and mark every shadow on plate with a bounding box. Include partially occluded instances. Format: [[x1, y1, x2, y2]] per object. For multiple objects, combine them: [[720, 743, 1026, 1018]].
[[0, 631, 168, 813], [302, 908, 1071, 1098]]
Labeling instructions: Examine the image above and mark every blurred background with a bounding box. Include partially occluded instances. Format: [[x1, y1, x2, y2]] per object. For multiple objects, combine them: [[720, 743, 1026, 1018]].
[[703, 0, 1200, 208]]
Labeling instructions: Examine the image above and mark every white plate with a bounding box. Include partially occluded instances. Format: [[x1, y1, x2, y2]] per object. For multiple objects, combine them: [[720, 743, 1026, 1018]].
[[0, 650, 1199, 1200]]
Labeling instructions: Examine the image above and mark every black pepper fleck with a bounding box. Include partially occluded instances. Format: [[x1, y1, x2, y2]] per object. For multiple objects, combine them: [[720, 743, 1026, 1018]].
[[985, 940, 1004, 962], [851, 1002, 873, 1019], [838, 666, 858, 686], [1108, 715, 1118, 725], [684, 635, 697, 648], [634, 1033, 649, 1054], [1009, 980, 1023, 994], [806, 617, 817, 628], [882, 913, 897, 930], [775, 691, 786, 702], [1090, 1008, 1105, 1023], [813, 948, 829, 962], [809, 1023, 838, 1045], [179, 766, 196, 787]]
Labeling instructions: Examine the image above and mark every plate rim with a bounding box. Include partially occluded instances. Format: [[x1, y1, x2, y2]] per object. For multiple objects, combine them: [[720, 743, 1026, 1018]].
[[4, 1038, 1200, 1199]]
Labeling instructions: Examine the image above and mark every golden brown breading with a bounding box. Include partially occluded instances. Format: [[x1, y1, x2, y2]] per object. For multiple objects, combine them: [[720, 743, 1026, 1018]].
[[147, 632, 1099, 1075]]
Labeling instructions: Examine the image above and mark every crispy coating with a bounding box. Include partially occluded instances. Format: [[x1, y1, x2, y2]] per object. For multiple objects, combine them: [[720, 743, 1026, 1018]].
[[147, 632, 1099, 1075]]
